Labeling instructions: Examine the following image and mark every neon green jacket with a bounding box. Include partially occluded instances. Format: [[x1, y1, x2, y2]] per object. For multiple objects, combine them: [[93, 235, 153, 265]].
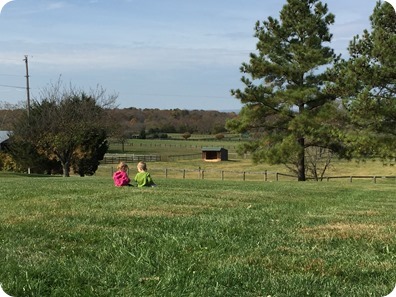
[[134, 171, 155, 187]]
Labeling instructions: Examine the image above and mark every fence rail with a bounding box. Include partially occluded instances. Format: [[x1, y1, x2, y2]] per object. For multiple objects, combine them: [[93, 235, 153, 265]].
[[107, 166, 396, 183], [104, 152, 248, 163], [102, 155, 161, 164], [321, 175, 396, 183]]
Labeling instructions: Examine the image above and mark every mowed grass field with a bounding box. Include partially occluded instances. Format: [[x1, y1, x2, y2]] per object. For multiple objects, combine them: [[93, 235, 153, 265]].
[[0, 172, 395, 296]]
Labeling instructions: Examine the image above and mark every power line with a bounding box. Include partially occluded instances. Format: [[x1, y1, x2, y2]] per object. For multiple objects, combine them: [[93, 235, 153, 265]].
[[0, 58, 23, 63], [0, 84, 25, 90], [0, 74, 22, 77]]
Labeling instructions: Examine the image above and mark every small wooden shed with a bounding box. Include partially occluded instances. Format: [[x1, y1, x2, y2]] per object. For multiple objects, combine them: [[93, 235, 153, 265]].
[[202, 147, 228, 162]]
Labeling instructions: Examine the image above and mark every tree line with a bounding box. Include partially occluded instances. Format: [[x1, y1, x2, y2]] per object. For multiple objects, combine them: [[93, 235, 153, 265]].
[[0, 105, 236, 136], [109, 108, 236, 140], [1, 0, 395, 180], [0, 94, 236, 176]]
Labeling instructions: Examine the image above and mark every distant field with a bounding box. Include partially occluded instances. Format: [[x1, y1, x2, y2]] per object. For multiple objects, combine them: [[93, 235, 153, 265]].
[[108, 137, 243, 160], [0, 173, 395, 296], [105, 138, 396, 181]]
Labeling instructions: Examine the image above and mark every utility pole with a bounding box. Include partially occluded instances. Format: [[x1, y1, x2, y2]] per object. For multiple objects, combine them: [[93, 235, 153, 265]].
[[24, 55, 31, 175], [24, 55, 31, 118]]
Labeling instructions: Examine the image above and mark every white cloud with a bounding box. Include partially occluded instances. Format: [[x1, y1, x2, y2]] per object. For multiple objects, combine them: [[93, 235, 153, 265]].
[[45, 2, 67, 10]]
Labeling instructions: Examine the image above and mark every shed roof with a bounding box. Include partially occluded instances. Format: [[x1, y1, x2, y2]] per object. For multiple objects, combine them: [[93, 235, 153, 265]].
[[201, 147, 227, 152], [0, 131, 10, 143]]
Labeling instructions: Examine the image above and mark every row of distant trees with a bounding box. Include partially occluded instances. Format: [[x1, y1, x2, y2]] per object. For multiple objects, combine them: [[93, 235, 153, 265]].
[[226, 0, 395, 181], [109, 108, 234, 140], [0, 85, 235, 176], [0, 105, 235, 135]]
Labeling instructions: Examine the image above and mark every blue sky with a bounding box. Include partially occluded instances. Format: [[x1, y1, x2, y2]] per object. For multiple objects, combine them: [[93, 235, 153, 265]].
[[0, 0, 381, 110]]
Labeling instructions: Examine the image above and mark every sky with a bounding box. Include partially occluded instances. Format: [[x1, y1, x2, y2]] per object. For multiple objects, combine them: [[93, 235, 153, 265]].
[[0, 0, 385, 111]]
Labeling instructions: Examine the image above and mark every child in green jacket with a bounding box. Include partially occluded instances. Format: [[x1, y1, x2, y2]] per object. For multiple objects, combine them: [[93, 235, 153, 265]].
[[134, 161, 156, 187]]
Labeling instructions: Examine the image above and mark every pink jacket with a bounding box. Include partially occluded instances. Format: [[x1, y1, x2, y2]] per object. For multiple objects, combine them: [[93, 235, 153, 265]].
[[113, 170, 131, 187]]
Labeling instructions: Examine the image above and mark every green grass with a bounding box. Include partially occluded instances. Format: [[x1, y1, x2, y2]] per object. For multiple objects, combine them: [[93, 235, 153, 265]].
[[0, 172, 395, 296], [107, 138, 242, 160], [97, 160, 396, 185], [106, 138, 396, 178]]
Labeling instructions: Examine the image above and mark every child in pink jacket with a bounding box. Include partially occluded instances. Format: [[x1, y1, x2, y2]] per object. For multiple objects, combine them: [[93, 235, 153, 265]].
[[113, 162, 132, 187]]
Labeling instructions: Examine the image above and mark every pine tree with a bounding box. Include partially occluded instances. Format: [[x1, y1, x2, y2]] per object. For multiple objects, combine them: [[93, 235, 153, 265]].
[[332, 1, 396, 160], [228, 0, 343, 181]]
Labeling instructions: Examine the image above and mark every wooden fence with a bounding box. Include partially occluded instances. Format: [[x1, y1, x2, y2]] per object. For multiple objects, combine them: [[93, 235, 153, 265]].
[[102, 155, 161, 164], [108, 167, 297, 182], [167, 152, 245, 161], [104, 152, 246, 163], [318, 175, 396, 183], [112, 142, 239, 150], [107, 166, 396, 183]]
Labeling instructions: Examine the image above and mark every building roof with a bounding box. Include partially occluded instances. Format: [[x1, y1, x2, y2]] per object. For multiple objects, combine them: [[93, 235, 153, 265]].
[[0, 131, 10, 143], [201, 147, 227, 152]]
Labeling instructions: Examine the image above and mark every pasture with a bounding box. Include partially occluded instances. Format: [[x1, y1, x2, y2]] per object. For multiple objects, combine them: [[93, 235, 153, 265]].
[[106, 138, 396, 180], [0, 172, 395, 296]]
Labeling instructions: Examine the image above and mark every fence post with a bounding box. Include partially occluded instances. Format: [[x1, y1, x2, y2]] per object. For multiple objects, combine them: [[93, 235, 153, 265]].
[[221, 170, 224, 181], [276, 173, 279, 181], [201, 170, 205, 180], [243, 172, 246, 181], [183, 169, 186, 179], [165, 168, 168, 179], [349, 176, 353, 183], [264, 170, 267, 182], [373, 176, 376, 184]]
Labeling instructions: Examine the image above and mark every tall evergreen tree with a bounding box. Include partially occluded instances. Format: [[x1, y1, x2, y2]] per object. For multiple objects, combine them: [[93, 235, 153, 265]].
[[227, 0, 344, 181], [331, 1, 396, 160]]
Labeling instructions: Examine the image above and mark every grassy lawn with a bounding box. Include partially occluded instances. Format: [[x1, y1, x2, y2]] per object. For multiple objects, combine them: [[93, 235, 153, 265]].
[[0, 173, 395, 296]]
